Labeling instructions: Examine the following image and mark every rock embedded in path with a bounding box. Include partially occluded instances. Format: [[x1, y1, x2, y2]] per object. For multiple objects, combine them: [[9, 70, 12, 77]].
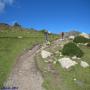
[[41, 50, 52, 58], [80, 61, 89, 68], [58, 57, 77, 69]]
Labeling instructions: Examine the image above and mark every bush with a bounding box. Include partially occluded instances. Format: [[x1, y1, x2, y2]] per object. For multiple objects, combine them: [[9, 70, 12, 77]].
[[62, 42, 84, 57], [73, 36, 90, 43], [87, 43, 90, 47]]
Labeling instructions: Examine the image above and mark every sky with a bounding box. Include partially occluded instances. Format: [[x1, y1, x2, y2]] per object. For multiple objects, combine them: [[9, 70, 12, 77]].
[[0, 0, 90, 34]]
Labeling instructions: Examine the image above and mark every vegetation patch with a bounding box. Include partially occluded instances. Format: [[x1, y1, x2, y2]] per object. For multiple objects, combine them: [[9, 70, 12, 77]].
[[62, 42, 84, 57], [87, 43, 90, 47], [0, 28, 58, 87], [35, 41, 90, 90], [73, 36, 90, 43]]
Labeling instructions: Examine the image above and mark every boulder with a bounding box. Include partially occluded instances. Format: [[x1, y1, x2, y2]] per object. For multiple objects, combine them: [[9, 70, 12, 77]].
[[58, 57, 77, 69], [72, 56, 77, 59], [79, 32, 90, 39], [69, 35, 75, 40], [80, 61, 89, 68]]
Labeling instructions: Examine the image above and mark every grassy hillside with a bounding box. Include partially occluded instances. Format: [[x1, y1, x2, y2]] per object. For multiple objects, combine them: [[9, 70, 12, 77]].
[[35, 41, 90, 90], [0, 25, 58, 87]]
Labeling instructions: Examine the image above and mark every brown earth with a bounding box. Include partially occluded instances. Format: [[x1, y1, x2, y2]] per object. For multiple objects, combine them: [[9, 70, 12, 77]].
[[4, 45, 45, 90]]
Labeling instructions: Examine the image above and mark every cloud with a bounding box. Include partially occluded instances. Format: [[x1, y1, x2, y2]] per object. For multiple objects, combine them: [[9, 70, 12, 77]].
[[0, 0, 14, 12], [3, 0, 14, 5], [0, 1, 5, 12]]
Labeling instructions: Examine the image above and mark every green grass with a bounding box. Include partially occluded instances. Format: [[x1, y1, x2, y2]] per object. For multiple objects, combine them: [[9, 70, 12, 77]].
[[0, 37, 43, 87], [0, 30, 43, 37], [0, 30, 58, 87], [35, 43, 90, 90]]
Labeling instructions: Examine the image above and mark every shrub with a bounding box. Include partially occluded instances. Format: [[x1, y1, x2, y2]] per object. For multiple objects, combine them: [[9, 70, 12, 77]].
[[73, 36, 90, 43], [62, 42, 84, 57], [87, 43, 90, 47]]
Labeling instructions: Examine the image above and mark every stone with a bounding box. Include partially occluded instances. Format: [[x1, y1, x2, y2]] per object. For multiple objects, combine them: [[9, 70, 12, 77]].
[[79, 32, 90, 39], [41, 50, 52, 58], [77, 44, 79, 47], [69, 35, 75, 40], [60, 52, 63, 57], [77, 58, 81, 60], [60, 54, 63, 57], [17, 36, 23, 39], [58, 57, 77, 69], [80, 61, 89, 68], [72, 56, 77, 59], [74, 78, 77, 81], [53, 61, 57, 64], [84, 43, 88, 46]]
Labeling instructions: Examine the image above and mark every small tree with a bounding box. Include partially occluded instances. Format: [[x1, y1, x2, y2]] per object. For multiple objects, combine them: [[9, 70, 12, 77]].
[[13, 22, 21, 27], [62, 42, 84, 57]]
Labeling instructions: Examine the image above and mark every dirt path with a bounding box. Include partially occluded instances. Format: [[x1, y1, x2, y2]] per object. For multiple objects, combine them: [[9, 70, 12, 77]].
[[4, 45, 45, 90]]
